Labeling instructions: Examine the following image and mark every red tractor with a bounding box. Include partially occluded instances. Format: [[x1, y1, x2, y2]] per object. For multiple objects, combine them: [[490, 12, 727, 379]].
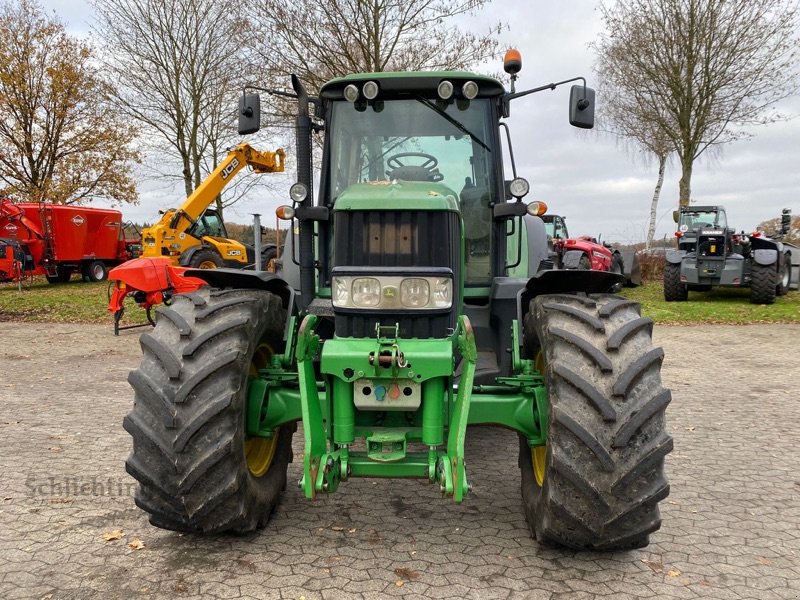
[[542, 214, 640, 286]]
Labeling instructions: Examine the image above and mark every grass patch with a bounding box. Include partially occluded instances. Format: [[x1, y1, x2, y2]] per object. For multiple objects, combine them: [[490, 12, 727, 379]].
[[2, 275, 798, 327], [619, 281, 800, 324], [0, 277, 148, 326]]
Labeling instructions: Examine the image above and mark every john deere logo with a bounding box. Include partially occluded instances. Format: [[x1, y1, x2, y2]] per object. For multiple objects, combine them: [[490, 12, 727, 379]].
[[72, 215, 85, 226]]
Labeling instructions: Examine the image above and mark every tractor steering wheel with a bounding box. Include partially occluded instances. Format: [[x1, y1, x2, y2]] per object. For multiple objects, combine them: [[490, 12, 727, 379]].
[[386, 152, 443, 182]]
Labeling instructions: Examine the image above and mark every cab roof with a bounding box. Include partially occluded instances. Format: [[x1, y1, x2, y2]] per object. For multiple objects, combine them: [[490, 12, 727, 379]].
[[320, 71, 506, 100]]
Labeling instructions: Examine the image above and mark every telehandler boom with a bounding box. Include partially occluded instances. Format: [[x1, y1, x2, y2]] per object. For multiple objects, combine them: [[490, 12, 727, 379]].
[[140, 143, 285, 268]]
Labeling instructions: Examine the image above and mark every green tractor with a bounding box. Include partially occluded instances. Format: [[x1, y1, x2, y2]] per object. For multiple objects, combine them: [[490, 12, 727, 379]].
[[123, 55, 672, 550]]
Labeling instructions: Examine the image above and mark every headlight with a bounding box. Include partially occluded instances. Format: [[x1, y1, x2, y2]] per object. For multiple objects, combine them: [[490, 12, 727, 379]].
[[332, 275, 453, 310], [351, 278, 381, 307], [400, 278, 429, 308], [289, 182, 308, 203]]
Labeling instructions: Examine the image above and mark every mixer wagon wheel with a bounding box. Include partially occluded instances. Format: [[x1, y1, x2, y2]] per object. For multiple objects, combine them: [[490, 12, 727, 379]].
[[519, 293, 672, 550], [124, 287, 295, 533], [45, 266, 71, 283], [83, 260, 108, 282]]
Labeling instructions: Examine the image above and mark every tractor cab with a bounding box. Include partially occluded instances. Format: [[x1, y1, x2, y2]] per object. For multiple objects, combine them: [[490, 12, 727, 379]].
[[320, 74, 504, 290], [676, 205, 730, 256]]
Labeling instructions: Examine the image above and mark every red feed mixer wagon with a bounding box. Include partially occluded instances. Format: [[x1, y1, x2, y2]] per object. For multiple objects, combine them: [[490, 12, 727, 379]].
[[0, 198, 139, 283]]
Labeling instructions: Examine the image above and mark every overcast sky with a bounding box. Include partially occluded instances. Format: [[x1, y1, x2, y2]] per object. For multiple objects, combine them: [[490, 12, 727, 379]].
[[43, 0, 800, 243]]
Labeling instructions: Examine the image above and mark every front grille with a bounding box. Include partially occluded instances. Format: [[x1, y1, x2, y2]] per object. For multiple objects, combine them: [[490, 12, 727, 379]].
[[333, 210, 460, 338]]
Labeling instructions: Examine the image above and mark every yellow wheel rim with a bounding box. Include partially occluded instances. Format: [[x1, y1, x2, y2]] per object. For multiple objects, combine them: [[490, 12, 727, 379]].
[[532, 350, 547, 487], [532, 446, 547, 487], [245, 434, 279, 477], [245, 343, 278, 477], [198, 260, 218, 269]]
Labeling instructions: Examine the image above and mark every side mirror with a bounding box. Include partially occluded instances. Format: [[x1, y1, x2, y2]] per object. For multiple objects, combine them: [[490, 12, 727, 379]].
[[238, 93, 261, 135], [672, 210, 679, 223], [493, 201, 527, 219], [569, 85, 595, 129]]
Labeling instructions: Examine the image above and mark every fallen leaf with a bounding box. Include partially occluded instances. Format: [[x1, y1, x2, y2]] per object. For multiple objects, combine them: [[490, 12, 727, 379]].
[[395, 580, 404, 588], [348, 528, 356, 533], [641, 559, 663, 574], [685, 427, 695, 432], [127, 539, 145, 550], [102, 529, 124, 541], [667, 570, 681, 577], [394, 567, 420, 580], [331, 526, 344, 532], [48, 447, 63, 452]]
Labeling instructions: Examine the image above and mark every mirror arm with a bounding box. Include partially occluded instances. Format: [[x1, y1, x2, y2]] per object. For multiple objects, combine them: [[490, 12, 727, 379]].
[[499, 122, 517, 179], [503, 76, 588, 113]]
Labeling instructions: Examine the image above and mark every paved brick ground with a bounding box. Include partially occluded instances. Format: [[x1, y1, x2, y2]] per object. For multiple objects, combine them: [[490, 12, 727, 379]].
[[0, 322, 798, 599]]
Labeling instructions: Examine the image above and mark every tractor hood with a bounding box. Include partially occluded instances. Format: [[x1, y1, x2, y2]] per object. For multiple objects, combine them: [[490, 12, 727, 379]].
[[333, 181, 461, 213]]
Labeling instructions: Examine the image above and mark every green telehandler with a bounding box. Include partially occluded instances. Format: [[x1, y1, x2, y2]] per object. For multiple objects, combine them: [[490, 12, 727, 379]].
[[123, 52, 672, 550]]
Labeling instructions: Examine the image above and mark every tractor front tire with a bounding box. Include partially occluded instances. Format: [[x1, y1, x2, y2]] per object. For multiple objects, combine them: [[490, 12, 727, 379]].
[[578, 254, 591, 270], [663, 263, 687, 301], [124, 287, 295, 533], [520, 294, 672, 550], [610, 254, 623, 275], [750, 263, 777, 304]]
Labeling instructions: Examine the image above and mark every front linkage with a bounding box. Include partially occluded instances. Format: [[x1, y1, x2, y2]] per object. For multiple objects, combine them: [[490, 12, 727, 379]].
[[246, 314, 547, 504]]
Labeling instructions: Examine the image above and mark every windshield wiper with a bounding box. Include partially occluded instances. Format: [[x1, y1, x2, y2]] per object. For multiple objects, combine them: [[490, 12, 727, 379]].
[[415, 96, 490, 152]]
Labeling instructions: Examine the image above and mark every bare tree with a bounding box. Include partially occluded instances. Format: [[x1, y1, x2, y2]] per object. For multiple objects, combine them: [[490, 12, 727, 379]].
[[594, 0, 800, 208], [0, 0, 139, 204], [91, 0, 253, 209], [251, 0, 504, 93], [595, 77, 674, 249]]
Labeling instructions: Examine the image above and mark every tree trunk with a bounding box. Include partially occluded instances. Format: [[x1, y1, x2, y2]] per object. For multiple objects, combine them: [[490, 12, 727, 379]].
[[647, 155, 667, 251], [678, 157, 692, 208]]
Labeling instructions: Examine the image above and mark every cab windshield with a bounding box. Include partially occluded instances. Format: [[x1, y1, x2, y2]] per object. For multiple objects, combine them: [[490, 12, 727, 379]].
[[327, 98, 498, 285], [680, 210, 726, 231], [327, 98, 495, 200]]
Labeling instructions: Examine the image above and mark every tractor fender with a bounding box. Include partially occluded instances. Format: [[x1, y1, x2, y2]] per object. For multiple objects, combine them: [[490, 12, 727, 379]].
[[183, 267, 295, 311], [784, 243, 800, 290], [617, 249, 642, 286], [753, 248, 778, 266], [518, 269, 626, 333], [562, 250, 585, 269], [521, 214, 550, 274], [665, 249, 686, 264]]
